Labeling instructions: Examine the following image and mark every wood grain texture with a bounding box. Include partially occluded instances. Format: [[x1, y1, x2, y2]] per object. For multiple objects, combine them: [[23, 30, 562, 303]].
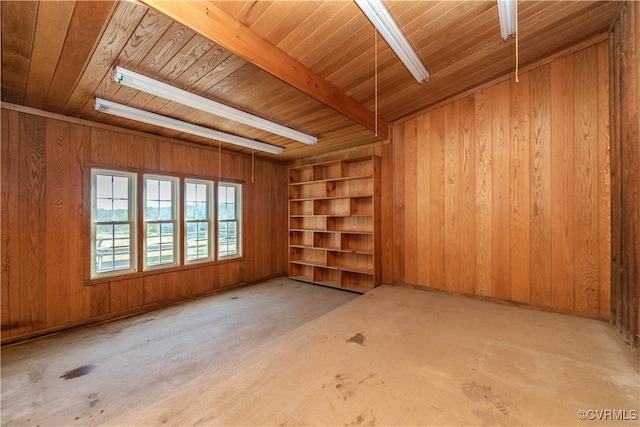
[[573, 47, 600, 314], [529, 65, 552, 307], [389, 42, 610, 317], [458, 95, 476, 295], [44, 119, 71, 327], [490, 82, 510, 300], [141, 0, 389, 138], [403, 120, 418, 285], [429, 108, 445, 290], [509, 75, 530, 304], [444, 101, 460, 292], [609, 1, 639, 348], [416, 114, 431, 287], [1, 106, 288, 343], [550, 56, 575, 310], [23, 1, 75, 109], [474, 88, 492, 297]]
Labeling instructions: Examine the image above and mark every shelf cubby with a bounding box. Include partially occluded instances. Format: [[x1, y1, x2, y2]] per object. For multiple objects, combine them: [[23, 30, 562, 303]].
[[341, 158, 373, 178], [289, 230, 313, 247], [313, 161, 341, 181], [350, 196, 373, 216], [290, 263, 313, 282], [341, 233, 373, 253], [327, 252, 372, 271], [290, 200, 314, 216], [314, 198, 350, 216], [327, 177, 371, 198], [290, 216, 325, 231], [327, 216, 372, 233], [314, 266, 341, 288], [290, 181, 326, 200], [313, 232, 340, 250], [341, 271, 374, 291], [290, 247, 327, 266], [289, 166, 314, 184]]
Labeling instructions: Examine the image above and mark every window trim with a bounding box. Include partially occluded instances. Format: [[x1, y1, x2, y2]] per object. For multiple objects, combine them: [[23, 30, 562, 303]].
[[90, 169, 137, 279], [143, 174, 180, 271]]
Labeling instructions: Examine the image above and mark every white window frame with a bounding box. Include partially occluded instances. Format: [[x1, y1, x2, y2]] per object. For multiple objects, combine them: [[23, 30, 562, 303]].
[[91, 169, 137, 278], [217, 182, 242, 259], [143, 174, 180, 270], [184, 179, 214, 264]]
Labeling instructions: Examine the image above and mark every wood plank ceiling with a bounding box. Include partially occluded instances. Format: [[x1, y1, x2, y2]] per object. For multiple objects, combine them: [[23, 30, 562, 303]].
[[1, 0, 621, 161]]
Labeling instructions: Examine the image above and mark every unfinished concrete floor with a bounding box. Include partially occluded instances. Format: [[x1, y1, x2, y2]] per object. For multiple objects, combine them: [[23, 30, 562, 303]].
[[2, 278, 639, 426]]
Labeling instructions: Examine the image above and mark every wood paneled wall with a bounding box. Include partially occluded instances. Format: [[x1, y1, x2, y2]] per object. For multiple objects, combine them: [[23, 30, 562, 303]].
[[391, 41, 611, 317], [1, 106, 288, 343], [610, 1, 640, 348]]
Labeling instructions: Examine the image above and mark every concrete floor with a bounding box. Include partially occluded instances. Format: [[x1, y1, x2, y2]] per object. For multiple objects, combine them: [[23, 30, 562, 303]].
[[2, 278, 638, 426]]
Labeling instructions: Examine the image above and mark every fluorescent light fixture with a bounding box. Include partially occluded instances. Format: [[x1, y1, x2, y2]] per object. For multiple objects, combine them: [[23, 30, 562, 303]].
[[497, 0, 517, 41], [114, 67, 317, 145], [94, 98, 283, 155], [354, 0, 429, 84]]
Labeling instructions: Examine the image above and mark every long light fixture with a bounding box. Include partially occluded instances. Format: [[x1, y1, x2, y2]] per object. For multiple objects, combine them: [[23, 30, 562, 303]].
[[94, 98, 283, 155], [497, 0, 517, 41], [354, 0, 429, 84], [114, 66, 317, 145]]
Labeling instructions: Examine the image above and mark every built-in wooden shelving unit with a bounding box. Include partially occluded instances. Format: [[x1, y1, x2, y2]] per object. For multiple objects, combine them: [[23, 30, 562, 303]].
[[288, 155, 381, 293]]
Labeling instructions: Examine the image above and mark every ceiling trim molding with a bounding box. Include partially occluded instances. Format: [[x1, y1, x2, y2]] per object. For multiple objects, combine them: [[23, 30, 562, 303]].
[[139, 0, 389, 139]]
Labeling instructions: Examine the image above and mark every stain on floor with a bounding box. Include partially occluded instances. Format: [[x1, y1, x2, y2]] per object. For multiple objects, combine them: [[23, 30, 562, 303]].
[[59, 365, 96, 380], [346, 333, 366, 346]]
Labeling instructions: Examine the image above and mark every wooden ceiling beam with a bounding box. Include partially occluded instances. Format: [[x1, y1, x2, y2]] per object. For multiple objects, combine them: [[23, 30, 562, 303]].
[[139, 0, 389, 139]]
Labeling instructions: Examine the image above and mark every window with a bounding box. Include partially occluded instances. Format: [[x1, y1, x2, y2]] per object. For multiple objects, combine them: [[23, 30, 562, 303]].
[[91, 170, 136, 278], [218, 182, 242, 258], [144, 175, 179, 269], [185, 179, 213, 263], [89, 169, 243, 281]]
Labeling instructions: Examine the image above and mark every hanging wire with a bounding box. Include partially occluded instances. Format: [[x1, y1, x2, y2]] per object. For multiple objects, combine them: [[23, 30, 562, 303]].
[[374, 27, 378, 136], [515, 0, 520, 82], [218, 140, 221, 181], [251, 149, 255, 183]]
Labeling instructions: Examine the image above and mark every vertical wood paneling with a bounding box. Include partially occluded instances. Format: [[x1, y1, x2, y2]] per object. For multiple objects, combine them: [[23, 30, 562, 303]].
[[597, 41, 611, 317], [491, 82, 511, 300], [474, 89, 492, 297], [529, 65, 552, 307], [574, 47, 600, 313], [68, 124, 92, 323], [404, 120, 418, 285], [509, 74, 531, 303], [45, 119, 71, 327], [416, 115, 431, 286], [390, 41, 610, 317], [393, 124, 405, 284], [1, 110, 21, 338], [381, 142, 394, 285], [430, 109, 445, 289], [610, 1, 639, 349], [550, 56, 575, 310], [19, 114, 47, 334], [444, 102, 460, 292], [1, 108, 288, 343], [457, 95, 476, 295]]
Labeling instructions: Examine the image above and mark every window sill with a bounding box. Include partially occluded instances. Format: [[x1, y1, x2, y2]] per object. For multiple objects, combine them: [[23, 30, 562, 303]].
[[84, 256, 245, 286]]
